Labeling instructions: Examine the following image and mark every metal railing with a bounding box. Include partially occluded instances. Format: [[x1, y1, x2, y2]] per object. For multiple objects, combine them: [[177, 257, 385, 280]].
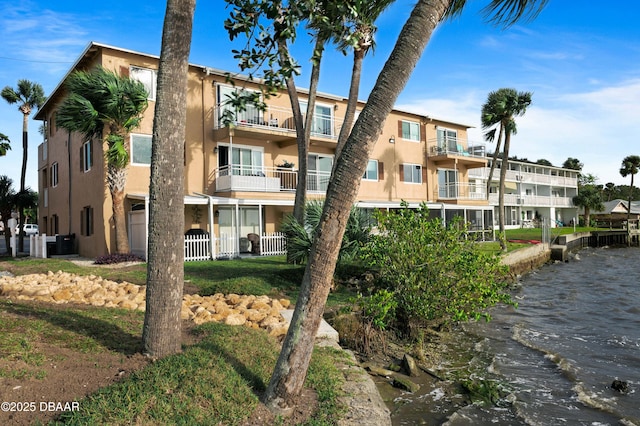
[[435, 183, 486, 200], [427, 138, 486, 158], [214, 104, 344, 139], [213, 165, 297, 193], [488, 193, 574, 207]]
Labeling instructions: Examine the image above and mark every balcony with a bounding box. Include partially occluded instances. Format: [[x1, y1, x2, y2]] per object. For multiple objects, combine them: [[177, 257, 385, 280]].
[[488, 193, 574, 207], [213, 165, 297, 193], [435, 183, 487, 201], [469, 167, 578, 188], [427, 138, 486, 169], [214, 104, 344, 148], [212, 165, 331, 194]]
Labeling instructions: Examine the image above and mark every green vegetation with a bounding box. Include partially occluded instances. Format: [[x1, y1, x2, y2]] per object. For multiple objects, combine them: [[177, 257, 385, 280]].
[[56, 322, 344, 425], [361, 203, 513, 335]]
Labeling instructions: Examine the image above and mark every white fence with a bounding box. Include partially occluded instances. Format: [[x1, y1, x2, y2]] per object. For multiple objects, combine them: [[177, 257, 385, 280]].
[[260, 232, 287, 256], [183, 232, 287, 262]]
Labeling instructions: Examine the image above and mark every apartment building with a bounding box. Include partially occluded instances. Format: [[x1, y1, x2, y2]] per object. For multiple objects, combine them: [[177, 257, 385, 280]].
[[469, 158, 579, 229], [35, 42, 494, 259]]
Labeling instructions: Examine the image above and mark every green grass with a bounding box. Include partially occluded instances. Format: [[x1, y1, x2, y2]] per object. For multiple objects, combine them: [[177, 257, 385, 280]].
[[54, 322, 344, 425]]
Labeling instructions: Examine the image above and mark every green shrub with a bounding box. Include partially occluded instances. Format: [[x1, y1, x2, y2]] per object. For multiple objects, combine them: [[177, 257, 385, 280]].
[[361, 202, 514, 334]]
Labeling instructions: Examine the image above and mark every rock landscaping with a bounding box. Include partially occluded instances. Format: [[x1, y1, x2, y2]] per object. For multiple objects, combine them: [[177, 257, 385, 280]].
[[0, 271, 291, 337]]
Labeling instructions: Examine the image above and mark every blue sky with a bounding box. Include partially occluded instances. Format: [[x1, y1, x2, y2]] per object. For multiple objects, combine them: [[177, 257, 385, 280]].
[[1, 0, 639, 192]]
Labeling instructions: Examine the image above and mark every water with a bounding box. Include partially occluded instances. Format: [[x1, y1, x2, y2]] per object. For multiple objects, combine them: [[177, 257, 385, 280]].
[[396, 247, 640, 425]]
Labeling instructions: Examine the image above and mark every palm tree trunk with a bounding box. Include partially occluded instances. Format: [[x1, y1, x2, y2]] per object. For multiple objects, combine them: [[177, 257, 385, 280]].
[[627, 174, 634, 246], [498, 130, 511, 251], [485, 125, 503, 199], [142, 0, 195, 359], [18, 114, 28, 252], [261, 0, 450, 413], [111, 188, 129, 254], [335, 48, 364, 162]]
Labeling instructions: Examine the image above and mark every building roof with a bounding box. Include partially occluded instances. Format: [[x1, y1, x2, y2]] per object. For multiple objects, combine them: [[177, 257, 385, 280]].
[[590, 199, 640, 215]]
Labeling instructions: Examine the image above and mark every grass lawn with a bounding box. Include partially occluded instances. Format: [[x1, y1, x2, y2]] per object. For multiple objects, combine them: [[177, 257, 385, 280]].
[[0, 256, 350, 425]]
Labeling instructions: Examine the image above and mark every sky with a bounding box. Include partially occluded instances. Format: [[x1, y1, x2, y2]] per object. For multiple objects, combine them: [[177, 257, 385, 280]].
[[1, 0, 639, 192]]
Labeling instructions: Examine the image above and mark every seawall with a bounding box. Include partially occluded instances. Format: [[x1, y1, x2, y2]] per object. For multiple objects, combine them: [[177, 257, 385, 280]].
[[501, 243, 550, 276]]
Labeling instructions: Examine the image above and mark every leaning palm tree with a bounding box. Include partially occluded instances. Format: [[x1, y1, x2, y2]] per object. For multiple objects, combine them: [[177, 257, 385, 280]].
[[481, 88, 532, 251], [2, 80, 46, 251], [56, 66, 148, 254], [620, 155, 640, 246], [0, 133, 10, 156]]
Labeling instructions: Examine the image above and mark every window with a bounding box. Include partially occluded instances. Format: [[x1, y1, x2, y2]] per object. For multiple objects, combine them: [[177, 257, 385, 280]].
[[403, 163, 422, 184], [438, 169, 458, 197], [437, 127, 458, 151], [363, 160, 379, 181], [51, 162, 59, 187], [130, 66, 156, 100], [308, 154, 333, 191], [217, 144, 263, 176], [301, 102, 334, 137], [131, 134, 152, 165], [81, 206, 94, 236], [81, 140, 92, 172], [217, 84, 262, 125], [51, 214, 59, 235], [401, 120, 420, 142]]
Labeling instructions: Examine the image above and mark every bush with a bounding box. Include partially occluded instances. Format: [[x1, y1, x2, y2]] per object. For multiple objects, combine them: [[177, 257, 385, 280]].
[[94, 253, 145, 265], [281, 200, 374, 265], [360, 202, 513, 334]]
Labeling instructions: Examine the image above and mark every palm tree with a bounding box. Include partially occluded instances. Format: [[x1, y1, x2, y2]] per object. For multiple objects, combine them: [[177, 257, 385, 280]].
[[334, 0, 394, 161], [1, 80, 46, 251], [56, 66, 148, 254], [481, 88, 532, 251], [620, 155, 640, 245], [0, 175, 17, 253], [0, 133, 10, 156], [604, 182, 616, 202], [142, 0, 196, 359], [262, 0, 548, 413], [572, 185, 604, 227]]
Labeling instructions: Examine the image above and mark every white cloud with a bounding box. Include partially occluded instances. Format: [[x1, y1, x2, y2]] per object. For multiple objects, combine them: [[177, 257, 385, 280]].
[[397, 79, 640, 186]]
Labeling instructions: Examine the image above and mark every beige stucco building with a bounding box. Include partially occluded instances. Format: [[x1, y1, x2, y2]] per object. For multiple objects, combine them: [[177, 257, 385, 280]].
[[35, 42, 494, 259]]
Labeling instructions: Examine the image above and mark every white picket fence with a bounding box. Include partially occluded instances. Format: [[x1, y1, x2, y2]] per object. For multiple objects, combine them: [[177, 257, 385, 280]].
[[183, 232, 287, 262]]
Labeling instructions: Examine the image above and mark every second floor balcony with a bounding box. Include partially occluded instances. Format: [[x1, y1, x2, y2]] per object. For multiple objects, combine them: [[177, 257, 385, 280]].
[[435, 183, 487, 201], [489, 193, 575, 208], [212, 165, 331, 194]]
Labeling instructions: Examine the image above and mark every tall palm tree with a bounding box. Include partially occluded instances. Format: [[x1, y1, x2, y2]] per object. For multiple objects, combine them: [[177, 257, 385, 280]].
[[620, 154, 640, 245], [262, 0, 548, 413], [0, 175, 17, 253], [334, 0, 394, 161], [56, 66, 148, 254], [481, 88, 532, 251], [1, 80, 46, 251], [0, 133, 10, 156], [142, 0, 196, 359]]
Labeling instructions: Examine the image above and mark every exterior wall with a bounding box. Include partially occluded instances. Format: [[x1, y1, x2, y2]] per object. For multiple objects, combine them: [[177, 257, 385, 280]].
[[36, 42, 495, 258]]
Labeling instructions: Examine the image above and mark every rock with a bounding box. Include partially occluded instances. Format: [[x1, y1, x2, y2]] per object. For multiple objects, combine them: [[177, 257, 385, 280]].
[[611, 380, 630, 394], [402, 354, 420, 377], [392, 376, 420, 393], [363, 364, 396, 378], [224, 313, 246, 326]]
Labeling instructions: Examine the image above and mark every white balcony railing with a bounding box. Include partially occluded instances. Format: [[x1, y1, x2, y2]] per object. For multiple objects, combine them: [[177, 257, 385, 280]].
[[469, 167, 578, 188], [214, 165, 297, 193], [488, 193, 574, 207], [213, 165, 331, 194], [214, 104, 344, 140], [436, 183, 486, 200], [427, 138, 486, 158]]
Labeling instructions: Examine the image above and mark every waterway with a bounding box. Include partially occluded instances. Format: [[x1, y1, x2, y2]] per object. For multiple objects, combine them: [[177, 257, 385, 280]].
[[393, 246, 640, 425]]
